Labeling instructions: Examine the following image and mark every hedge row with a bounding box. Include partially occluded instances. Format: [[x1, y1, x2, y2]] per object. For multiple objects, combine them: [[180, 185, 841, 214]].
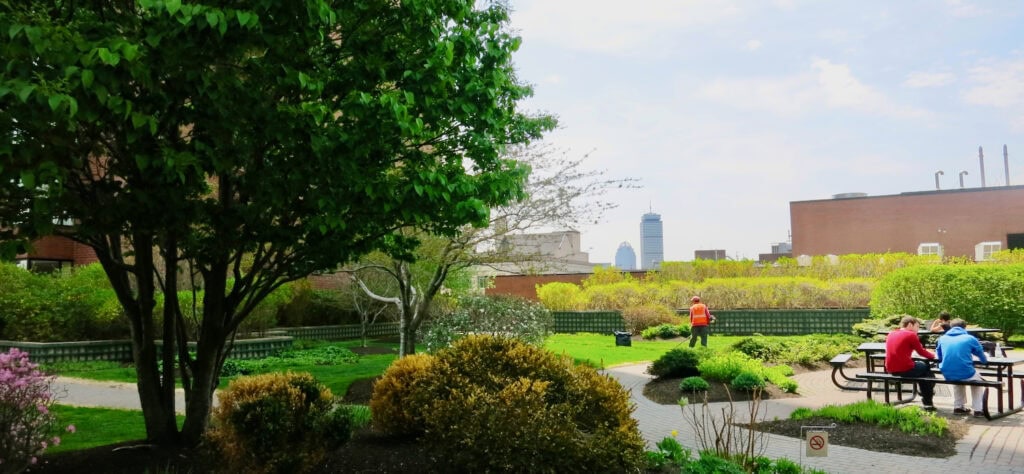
[[537, 277, 873, 312], [870, 264, 1024, 339]]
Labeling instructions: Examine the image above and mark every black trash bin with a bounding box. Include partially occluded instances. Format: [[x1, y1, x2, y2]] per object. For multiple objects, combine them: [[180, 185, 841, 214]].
[[613, 331, 632, 347]]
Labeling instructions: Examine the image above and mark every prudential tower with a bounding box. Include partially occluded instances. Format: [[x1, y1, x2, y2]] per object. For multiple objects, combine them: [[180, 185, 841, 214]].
[[640, 212, 663, 270]]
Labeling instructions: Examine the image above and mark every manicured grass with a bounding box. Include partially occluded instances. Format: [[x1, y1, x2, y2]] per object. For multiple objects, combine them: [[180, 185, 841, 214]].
[[47, 405, 183, 453], [44, 339, 402, 396], [544, 333, 746, 368]]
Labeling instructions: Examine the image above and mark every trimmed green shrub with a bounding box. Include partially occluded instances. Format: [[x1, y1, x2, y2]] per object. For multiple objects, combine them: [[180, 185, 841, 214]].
[[731, 371, 766, 392], [369, 354, 434, 436], [647, 348, 703, 378], [206, 372, 353, 474], [371, 335, 646, 472], [790, 400, 948, 436], [422, 295, 554, 352], [679, 376, 710, 392], [871, 264, 1024, 338], [641, 323, 691, 340], [732, 336, 786, 361], [697, 352, 762, 382]]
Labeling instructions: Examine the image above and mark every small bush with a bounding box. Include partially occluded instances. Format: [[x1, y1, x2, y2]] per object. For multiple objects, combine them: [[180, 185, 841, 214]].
[[0, 348, 71, 472], [206, 372, 352, 474], [370, 354, 435, 436], [372, 335, 647, 472], [790, 400, 948, 436], [641, 323, 690, 340], [731, 371, 766, 392], [647, 348, 702, 378], [679, 376, 710, 392], [732, 336, 787, 361], [621, 305, 679, 335], [697, 352, 762, 382], [422, 295, 554, 352]]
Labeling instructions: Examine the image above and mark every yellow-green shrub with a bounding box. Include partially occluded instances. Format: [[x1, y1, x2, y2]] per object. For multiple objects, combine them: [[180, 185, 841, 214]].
[[369, 353, 435, 435], [371, 336, 646, 472], [621, 304, 680, 334], [206, 372, 351, 474], [535, 282, 583, 311]]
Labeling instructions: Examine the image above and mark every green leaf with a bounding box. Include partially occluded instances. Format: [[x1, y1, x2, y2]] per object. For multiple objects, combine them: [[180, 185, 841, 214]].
[[48, 94, 62, 111], [97, 48, 120, 66], [16, 84, 35, 102], [8, 24, 24, 39], [0, 86, 10, 99], [206, 11, 219, 28], [81, 69, 94, 88], [166, 0, 181, 15], [67, 96, 78, 117], [236, 11, 253, 27], [20, 170, 35, 188]]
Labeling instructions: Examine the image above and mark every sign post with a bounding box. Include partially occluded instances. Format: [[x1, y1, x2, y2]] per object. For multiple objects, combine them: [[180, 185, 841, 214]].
[[798, 423, 836, 466], [805, 431, 828, 457]]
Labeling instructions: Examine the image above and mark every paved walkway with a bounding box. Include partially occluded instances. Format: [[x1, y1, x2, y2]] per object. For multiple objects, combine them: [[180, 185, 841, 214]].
[[53, 360, 1024, 473], [604, 360, 1024, 474]]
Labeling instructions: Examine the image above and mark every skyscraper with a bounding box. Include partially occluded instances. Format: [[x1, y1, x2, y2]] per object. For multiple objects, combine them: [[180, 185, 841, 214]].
[[614, 242, 637, 270], [640, 212, 664, 269]]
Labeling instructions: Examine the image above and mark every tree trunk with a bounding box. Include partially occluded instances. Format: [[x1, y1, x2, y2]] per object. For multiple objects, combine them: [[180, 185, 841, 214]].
[[126, 235, 180, 445]]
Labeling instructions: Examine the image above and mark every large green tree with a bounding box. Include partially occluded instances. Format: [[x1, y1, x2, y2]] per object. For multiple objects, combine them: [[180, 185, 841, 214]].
[[0, 0, 551, 446]]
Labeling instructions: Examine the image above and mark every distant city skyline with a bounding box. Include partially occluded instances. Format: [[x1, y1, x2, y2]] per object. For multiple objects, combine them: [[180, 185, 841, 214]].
[[640, 212, 663, 269], [509, 1, 1024, 263]]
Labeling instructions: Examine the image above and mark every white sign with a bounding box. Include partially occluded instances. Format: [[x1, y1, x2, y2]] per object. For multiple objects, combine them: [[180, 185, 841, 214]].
[[806, 431, 828, 457]]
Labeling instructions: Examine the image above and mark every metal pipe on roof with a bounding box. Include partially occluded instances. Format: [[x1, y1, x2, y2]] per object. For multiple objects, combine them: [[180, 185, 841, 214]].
[[1004, 144, 1010, 186], [935, 170, 944, 190], [959, 171, 969, 188], [979, 146, 986, 187]]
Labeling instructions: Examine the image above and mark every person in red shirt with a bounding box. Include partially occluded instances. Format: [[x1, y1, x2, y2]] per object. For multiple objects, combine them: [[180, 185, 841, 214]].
[[688, 296, 713, 348], [885, 316, 937, 410]]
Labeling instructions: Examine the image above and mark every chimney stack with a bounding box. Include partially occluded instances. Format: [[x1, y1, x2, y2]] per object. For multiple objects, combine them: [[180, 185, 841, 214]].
[[979, 146, 986, 187], [1004, 144, 1010, 186]]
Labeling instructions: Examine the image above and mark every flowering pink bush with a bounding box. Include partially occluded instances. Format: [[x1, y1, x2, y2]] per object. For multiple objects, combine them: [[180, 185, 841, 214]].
[[0, 348, 67, 473]]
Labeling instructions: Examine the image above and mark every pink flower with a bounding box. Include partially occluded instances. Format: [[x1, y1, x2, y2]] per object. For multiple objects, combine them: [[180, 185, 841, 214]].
[[51, 436, 61, 446], [66, 425, 76, 433], [30, 457, 37, 465]]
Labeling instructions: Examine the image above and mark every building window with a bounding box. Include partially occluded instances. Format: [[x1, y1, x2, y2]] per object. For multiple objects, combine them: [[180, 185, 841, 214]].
[[975, 241, 1002, 261], [917, 243, 942, 258]]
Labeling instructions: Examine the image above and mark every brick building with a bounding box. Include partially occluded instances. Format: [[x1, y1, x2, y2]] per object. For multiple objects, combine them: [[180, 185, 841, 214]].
[[15, 235, 97, 272], [790, 186, 1024, 259]]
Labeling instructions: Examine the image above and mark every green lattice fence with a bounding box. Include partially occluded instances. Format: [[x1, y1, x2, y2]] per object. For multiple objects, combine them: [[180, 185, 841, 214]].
[[0, 336, 297, 363], [280, 322, 400, 340], [552, 311, 625, 334], [677, 309, 870, 335]]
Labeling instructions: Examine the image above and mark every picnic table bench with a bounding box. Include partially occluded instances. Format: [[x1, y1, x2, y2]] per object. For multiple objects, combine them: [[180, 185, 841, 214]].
[[855, 372, 1014, 420]]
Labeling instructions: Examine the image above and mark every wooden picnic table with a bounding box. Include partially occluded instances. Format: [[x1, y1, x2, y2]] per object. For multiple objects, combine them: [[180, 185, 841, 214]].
[[875, 327, 1001, 337]]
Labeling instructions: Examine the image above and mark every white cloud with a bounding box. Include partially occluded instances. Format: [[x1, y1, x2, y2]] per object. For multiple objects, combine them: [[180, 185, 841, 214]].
[[511, 0, 742, 54], [745, 39, 762, 51], [903, 72, 955, 88], [693, 59, 932, 120], [945, 0, 990, 18], [963, 60, 1024, 107], [812, 59, 932, 119]]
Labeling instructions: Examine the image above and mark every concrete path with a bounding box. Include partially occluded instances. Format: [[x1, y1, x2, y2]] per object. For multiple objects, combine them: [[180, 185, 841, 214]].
[[52, 358, 1024, 473], [604, 358, 1024, 474]]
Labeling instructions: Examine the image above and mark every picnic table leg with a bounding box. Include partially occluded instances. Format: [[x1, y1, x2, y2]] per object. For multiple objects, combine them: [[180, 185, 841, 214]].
[[866, 380, 874, 400], [983, 388, 991, 420]]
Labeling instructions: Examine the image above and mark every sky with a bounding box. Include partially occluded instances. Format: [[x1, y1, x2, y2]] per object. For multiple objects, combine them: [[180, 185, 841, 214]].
[[505, 0, 1024, 264]]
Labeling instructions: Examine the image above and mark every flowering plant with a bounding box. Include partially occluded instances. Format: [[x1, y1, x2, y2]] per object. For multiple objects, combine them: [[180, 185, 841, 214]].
[[0, 348, 70, 473]]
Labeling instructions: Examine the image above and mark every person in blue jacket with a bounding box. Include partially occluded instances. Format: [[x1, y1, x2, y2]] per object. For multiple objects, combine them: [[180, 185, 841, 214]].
[[936, 318, 989, 417]]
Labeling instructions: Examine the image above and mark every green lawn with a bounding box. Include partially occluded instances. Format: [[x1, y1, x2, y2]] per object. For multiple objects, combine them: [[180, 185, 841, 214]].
[[47, 405, 183, 453], [544, 333, 746, 368]]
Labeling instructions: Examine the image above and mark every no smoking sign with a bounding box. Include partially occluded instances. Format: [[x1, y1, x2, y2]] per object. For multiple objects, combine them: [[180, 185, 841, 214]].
[[806, 431, 829, 457]]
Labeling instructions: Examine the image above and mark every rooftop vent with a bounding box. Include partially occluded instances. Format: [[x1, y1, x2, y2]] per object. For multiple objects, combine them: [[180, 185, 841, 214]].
[[832, 192, 867, 199]]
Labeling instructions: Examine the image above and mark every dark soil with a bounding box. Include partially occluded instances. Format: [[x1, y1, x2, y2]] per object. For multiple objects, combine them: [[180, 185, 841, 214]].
[[31, 361, 962, 471], [643, 366, 965, 459]]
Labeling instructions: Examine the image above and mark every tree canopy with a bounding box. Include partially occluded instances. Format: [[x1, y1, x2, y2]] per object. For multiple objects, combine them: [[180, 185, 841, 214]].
[[0, 0, 551, 445]]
